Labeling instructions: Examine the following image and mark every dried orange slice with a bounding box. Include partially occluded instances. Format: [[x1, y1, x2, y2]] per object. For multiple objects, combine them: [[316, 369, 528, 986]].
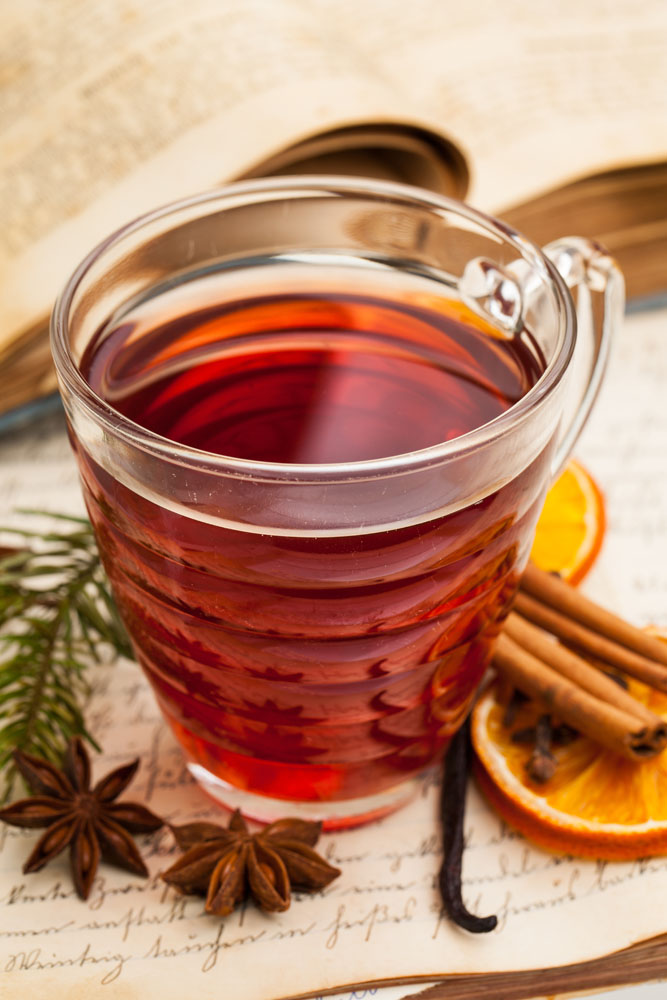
[[471, 672, 667, 860], [530, 459, 605, 584]]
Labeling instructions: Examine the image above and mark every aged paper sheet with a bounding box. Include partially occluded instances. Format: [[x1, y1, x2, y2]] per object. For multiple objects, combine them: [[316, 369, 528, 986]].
[[1, 307, 667, 999]]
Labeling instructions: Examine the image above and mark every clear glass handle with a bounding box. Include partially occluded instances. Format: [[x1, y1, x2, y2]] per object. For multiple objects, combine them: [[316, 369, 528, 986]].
[[543, 237, 625, 478]]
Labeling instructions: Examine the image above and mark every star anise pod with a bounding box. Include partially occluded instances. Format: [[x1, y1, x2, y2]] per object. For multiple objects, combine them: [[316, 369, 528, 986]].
[[161, 809, 341, 916], [0, 738, 164, 899]]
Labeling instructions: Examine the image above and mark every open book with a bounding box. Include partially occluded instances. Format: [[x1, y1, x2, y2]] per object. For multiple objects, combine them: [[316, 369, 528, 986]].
[[2, 0, 667, 422]]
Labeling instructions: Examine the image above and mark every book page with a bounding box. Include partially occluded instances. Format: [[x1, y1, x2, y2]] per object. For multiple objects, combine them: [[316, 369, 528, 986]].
[[0, 0, 456, 356], [1, 306, 667, 999], [316, 0, 667, 212]]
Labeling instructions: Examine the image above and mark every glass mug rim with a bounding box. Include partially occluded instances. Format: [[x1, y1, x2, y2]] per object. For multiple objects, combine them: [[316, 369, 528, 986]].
[[50, 175, 576, 484]]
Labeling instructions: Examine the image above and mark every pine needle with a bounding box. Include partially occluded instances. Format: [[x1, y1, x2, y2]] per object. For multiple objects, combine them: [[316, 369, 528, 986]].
[[0, 511, 132, 800]]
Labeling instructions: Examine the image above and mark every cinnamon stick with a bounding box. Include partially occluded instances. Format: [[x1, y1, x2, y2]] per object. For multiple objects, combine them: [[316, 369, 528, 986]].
[[504, 612, 665, 729], [513, 590, 667, 692], [522, 563, 667, 667], [493, 632, 666, 761]]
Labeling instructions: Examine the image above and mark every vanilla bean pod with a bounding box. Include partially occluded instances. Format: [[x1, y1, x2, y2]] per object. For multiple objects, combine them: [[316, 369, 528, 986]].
[[438, 716, 497, 933]]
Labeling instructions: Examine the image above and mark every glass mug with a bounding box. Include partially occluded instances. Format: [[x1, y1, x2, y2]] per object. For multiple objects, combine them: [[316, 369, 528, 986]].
[[51, 178, 623, 827]]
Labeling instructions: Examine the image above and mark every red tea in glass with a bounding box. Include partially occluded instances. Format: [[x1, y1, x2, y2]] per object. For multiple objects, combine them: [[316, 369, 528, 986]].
[[51, 179, 621, 826]]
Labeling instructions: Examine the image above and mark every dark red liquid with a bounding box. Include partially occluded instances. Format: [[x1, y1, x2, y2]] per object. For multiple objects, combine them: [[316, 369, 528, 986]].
[[76, 277, 552, 815]]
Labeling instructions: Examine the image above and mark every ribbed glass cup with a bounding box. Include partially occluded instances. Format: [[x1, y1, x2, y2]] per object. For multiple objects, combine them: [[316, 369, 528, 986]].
[[51, 177, 621, 827]]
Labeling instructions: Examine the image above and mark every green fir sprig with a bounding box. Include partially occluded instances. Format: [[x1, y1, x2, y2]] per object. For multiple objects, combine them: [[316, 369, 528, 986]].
[[0, 511, 131, 800]]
